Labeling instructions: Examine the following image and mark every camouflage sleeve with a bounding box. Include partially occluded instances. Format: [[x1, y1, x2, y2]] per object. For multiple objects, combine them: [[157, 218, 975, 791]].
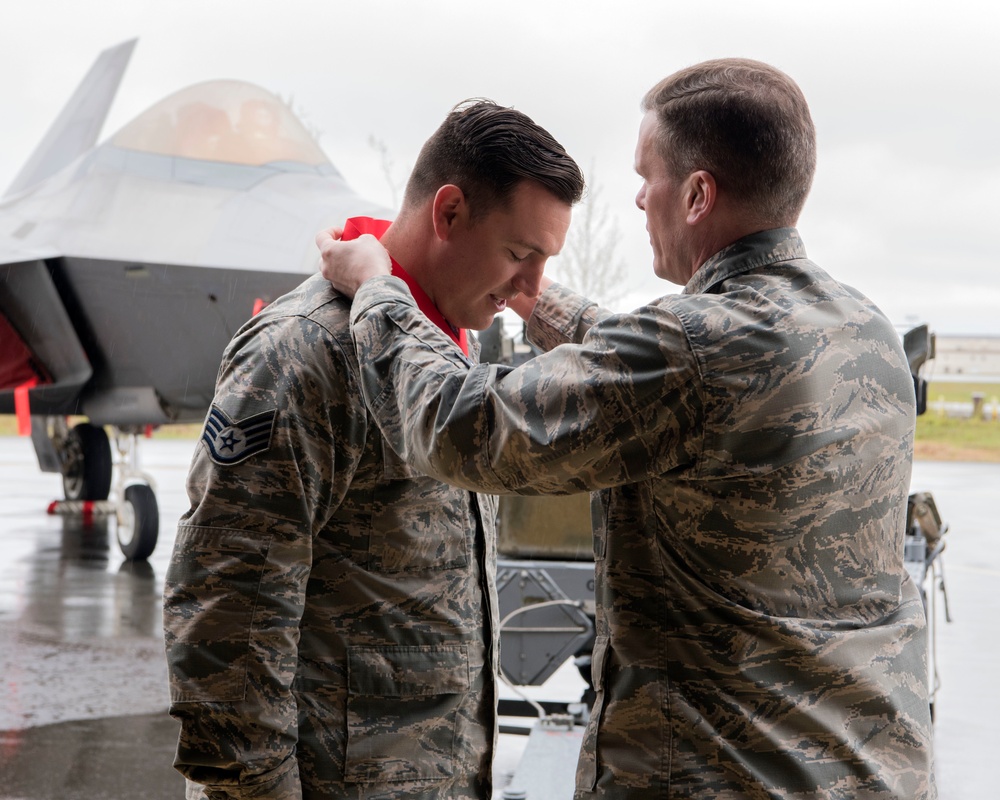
[[349, 277, 701, 496], [524, 281, 612, 351], [164, 313, 366, 800]]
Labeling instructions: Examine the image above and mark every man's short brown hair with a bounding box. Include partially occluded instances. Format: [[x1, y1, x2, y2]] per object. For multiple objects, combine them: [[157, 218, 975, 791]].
[[404, 99, 585, 219], [642, 58, 816, 226]]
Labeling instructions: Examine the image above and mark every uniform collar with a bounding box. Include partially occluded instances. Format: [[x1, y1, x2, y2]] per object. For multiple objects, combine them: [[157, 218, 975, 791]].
[[684, 227, 808, 295], [342, 217, 469, 355]]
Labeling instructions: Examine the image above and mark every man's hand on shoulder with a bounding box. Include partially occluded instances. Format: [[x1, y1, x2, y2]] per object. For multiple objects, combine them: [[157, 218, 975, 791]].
[[315, 227, 392, 298]]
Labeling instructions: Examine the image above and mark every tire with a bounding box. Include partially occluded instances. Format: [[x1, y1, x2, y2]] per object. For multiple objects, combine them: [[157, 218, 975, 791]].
[[118, 483, 159, 561], [63, 422, 111, 500], [62, 422, 113, 501]]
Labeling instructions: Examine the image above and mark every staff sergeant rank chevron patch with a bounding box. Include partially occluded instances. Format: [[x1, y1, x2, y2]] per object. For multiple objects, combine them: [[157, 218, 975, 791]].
[[201, 405, 276, 465]]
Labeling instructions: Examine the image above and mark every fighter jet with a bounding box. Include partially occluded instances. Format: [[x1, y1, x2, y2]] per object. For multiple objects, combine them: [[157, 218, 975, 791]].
[[0, 40, 390, 559]]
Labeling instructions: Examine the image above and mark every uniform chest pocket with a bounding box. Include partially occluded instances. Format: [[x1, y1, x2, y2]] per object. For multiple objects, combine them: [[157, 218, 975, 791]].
[[368, 439, 471, 572], [345, 645, 471, 784], [380, 436, 420, 481]]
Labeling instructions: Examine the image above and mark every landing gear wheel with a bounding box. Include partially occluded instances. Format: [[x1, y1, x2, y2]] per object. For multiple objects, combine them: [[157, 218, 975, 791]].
[[118, 483, 159, 561], [62, 422, 112, 501]]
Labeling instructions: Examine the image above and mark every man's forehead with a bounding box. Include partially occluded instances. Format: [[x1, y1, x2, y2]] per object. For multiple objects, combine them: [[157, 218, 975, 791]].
[[506, 211, 569, 255], [506, 205, 571, 256], [635, 112, 665, 173]]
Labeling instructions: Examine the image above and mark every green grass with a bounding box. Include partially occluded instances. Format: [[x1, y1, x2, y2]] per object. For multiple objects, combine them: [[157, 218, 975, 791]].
[[926, 381, 1000, 405], [0, 415, 202, 439], [917, 413, 1000, 447], [913, 381, 1000, 461]]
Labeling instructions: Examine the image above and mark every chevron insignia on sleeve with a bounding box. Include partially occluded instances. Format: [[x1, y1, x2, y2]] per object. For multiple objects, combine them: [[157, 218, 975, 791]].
[[201, 405, 276, 465]]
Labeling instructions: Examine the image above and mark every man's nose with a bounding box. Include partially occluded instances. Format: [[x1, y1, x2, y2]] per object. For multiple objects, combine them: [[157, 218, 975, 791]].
[[635, 185, 646, 210], [512, 262, 544, 298]]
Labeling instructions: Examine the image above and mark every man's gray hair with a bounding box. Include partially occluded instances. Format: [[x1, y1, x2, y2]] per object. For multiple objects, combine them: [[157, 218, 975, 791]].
[[642, 58, 816, 226]]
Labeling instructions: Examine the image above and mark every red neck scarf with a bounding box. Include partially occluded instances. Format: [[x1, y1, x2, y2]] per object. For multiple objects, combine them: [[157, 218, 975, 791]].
[[341, 217, 469, 356]]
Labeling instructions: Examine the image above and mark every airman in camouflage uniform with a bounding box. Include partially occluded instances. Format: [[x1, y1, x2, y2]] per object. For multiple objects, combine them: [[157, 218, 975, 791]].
[[320, 60, 936, 798], [163, 101, 584, 800]]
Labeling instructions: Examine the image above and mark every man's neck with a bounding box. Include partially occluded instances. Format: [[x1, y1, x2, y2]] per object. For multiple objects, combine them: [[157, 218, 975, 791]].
[[689, 204, 783, 279], [380, 218, 436, 303], [374, 216, 467, 354]]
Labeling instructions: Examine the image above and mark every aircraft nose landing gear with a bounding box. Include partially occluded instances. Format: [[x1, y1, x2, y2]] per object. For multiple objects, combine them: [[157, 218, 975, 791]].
[[112, 430, 159, 561], [117, 481, 159, 561], [40, 418, 160, 561]]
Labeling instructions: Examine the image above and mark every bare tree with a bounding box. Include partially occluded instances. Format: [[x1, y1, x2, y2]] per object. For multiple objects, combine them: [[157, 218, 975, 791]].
[[275, 92, 324, 144], [550, 169, 628, 308], [368, 135, 405, 210], [276, 95, 406, 211]]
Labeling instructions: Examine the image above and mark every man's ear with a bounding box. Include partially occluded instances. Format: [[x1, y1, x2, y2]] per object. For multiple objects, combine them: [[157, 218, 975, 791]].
[[684, 170, 717, 226], [432, 184, 468, 241]]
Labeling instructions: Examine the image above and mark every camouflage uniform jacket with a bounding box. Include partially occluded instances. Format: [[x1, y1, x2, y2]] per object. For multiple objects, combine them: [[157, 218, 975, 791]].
[[348, 228, 936, 799], [163, 273, 499, 800]]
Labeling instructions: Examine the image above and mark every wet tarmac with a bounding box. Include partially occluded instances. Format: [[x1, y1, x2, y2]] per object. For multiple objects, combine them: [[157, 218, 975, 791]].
[[0, 436, 190, 799], [0, 434, 998, 798]]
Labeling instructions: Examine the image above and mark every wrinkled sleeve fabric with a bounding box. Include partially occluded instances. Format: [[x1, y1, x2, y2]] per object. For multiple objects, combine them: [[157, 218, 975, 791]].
[[163, 313, 365, 800], [349, 277, 702, 496], [524, 281, 611, 351]]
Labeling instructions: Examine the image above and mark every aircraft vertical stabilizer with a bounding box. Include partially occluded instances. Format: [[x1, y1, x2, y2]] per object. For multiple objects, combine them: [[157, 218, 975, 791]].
[[3, 38, 137, 198]]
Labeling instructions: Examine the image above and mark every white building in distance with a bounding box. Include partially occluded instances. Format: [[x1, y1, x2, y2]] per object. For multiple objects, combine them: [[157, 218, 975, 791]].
[[930, 336, 1000, 380]]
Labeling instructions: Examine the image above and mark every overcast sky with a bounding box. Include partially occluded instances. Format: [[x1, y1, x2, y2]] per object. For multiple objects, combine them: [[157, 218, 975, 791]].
[[2, 0, 997, 336]]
